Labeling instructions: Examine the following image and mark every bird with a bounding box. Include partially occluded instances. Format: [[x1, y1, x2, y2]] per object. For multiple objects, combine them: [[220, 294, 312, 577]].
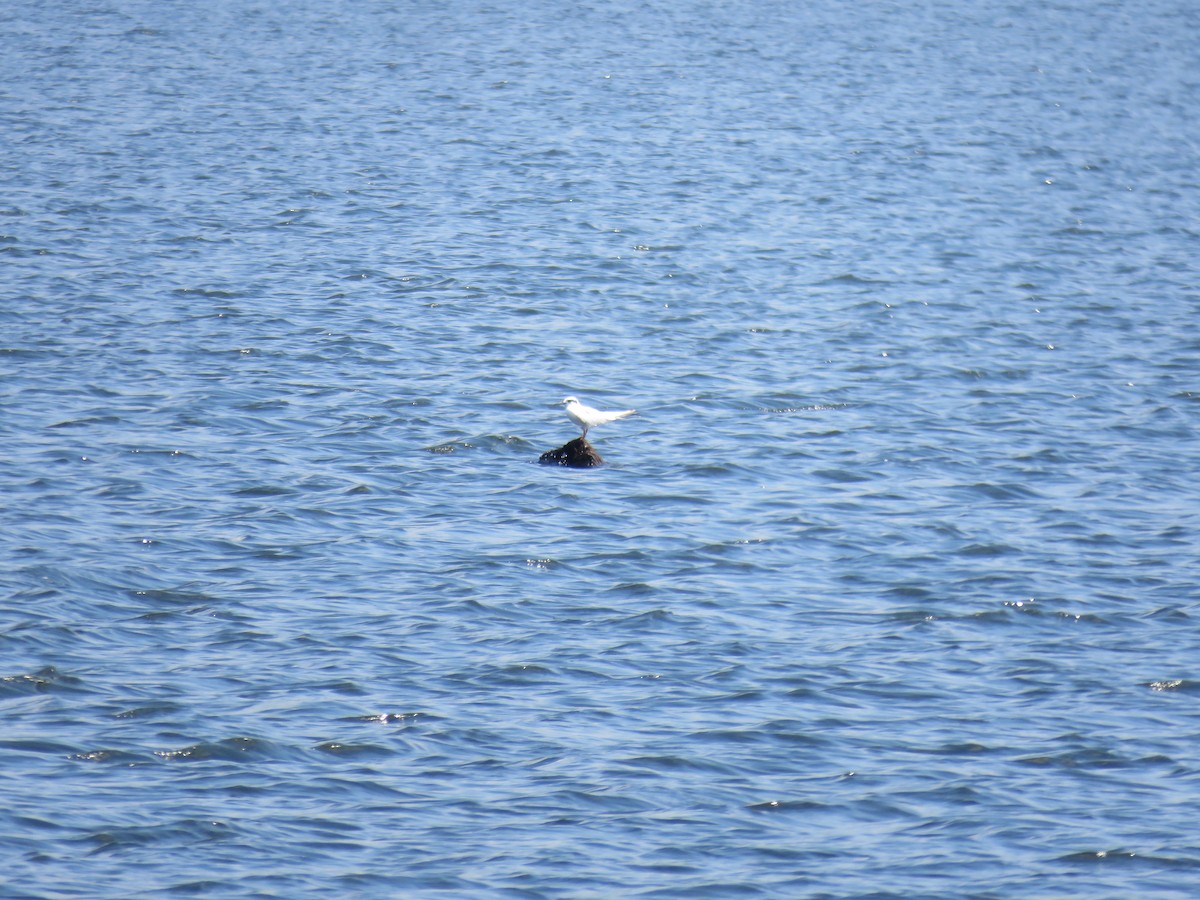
[[561, 396, 635, 439]]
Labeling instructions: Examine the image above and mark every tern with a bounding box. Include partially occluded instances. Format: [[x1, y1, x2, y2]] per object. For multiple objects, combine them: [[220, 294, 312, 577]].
[[561, 396, 635, 439]]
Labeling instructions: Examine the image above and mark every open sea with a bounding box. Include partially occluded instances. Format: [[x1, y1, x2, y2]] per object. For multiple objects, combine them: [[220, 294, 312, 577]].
[[3, 0, 1200, 896]]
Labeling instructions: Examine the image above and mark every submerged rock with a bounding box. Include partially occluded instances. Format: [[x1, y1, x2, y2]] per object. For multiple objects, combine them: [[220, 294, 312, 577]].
[[538, 437, 604, 468]]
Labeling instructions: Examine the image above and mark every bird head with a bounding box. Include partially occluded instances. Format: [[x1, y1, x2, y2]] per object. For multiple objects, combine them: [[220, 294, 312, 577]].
[[561, 396, 578, 405]]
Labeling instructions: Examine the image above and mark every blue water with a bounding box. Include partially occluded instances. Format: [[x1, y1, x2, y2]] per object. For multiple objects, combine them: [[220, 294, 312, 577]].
[[3, 0, 1200, 896]]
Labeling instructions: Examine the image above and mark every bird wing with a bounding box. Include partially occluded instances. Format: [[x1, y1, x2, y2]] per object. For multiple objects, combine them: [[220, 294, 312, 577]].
[[596, 408, 635, 425]]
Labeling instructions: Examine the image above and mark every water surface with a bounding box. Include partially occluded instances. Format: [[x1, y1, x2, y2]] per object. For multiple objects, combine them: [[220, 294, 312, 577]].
[[3, 0, 1200, 896]]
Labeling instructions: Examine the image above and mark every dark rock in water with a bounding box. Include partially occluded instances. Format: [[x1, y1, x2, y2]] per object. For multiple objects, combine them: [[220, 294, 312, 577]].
[[538, 437, 604, 468]]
